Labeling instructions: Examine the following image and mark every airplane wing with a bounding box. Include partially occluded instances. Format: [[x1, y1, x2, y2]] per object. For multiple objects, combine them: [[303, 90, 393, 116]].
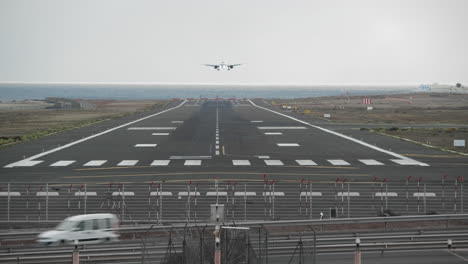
[[228, 64, 242, 68], [203, 64, 219, 68]]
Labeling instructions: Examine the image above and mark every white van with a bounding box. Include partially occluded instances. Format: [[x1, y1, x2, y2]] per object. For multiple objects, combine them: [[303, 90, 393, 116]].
[[37, 213, 119, 245]]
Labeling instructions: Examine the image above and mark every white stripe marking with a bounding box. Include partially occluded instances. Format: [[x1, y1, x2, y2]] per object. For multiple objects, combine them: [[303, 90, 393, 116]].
[[235, 192, 256, 196], [75, 192, 97, 196], [337, 192, 360, 197], [5, 160, 43, 167], [112, 192, 134, 196], [265, 160, 284, 166], [171, 121, 184, 123], [135, 144, 157, 147], [128, 127, 177, 130], [262, 192, 285, 196], [207, 192, 228, 196], [233, 160, 251, 166], [391, 159, 428, 166], [150, 192, 172, 196], [50, 160, 76, 167], [216, 140, 219, 144], [258, 126, 307, 129], [413, 192, 436, 197], [300, 192, 323, 196], [251, 120, 263, 123], [265, 132, 283, 135], [277, 143, 300, 147], [0, 192, 21, 196], [185, 160, 202, 166], [178, 192, 200, 196], [84, 160, 107, 166], [170, 156, 211, 159], [4, 101, 187, 168], [328, 159, 350, 166], [215, 150, 220, 155], [117, 160, 138, 166], [375, 192, 398, 197], [37, 192, 59, 196], [296, 160, 317, 166], [248, 100, 429, 166], [151, 160, 170, 166], [152, 133, 170, 136], [257, 156, 270, 159], [359, 159, 384, 165]]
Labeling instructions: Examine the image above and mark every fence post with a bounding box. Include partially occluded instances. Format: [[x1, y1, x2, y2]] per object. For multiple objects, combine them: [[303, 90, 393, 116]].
[[347, 183, 350, 218], [7, 183, 10, 221], [121, 184, 125, 221], [423, 183, 427, 214], [461, 183, 464, 214], [46, 183, 49, 221], [84, 184, 87, 215], [310, 182, 313, 220], [244, 184, 247, 221], [160, 183, 163, 223]]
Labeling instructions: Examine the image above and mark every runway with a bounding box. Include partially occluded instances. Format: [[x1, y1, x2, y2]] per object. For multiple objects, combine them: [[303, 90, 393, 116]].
[[2, 99, 465, 185]]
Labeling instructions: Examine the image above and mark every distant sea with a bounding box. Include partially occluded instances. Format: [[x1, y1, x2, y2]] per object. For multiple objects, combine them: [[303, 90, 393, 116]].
[[0, 83, 416, 101]]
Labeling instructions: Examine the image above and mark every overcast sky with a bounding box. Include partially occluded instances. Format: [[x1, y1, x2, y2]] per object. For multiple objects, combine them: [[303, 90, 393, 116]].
[[0, 0, 467, 85]]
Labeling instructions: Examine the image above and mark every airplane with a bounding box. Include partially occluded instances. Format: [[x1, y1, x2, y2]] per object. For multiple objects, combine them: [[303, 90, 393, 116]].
[[203, 61, 242, 71]]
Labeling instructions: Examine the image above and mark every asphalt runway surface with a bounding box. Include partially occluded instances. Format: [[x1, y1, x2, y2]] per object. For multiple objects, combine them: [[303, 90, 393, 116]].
[[0, 99, 467, 221]]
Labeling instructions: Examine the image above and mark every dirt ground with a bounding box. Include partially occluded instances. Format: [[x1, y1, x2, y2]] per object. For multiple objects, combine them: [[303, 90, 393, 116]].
[[0, 100, 167, 145], [271, 92, 468, 154], [271, 93, 468, 124]]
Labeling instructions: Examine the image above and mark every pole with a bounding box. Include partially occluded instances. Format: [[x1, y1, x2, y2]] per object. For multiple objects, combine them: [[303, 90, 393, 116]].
[[72, 245, 80, 264], [244, 184, 247, 221], [7, 183, 10, 221], [354, 238, 361, 264], [46, 183, 49, 221], [160, 183, 163, 223], [84, 184, 87, 215], [310, 183, 313, 220]]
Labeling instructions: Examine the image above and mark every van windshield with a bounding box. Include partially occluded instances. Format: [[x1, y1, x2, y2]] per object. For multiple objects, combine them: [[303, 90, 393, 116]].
[[56, 220, 77, 231]]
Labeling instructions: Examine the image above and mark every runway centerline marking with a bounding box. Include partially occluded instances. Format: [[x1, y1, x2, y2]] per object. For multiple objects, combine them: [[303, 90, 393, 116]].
[[4, 100, 187, 168], [135, 144, 157, 147], [277, 143, 300, 147], [249, 100, 428, 167]]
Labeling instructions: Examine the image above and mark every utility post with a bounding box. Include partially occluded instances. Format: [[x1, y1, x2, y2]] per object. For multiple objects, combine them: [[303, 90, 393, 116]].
[[211, 204, 224, 264]]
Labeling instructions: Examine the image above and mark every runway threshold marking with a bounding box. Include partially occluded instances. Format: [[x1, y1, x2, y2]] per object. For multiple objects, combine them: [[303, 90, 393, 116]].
[[248, 100, 429, 167], [4, 100, 187, 168]]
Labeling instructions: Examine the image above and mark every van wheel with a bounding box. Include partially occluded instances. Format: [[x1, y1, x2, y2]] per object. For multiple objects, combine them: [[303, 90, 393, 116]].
[[60, 240, 66, 245], [105, 237, 111, 242]]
